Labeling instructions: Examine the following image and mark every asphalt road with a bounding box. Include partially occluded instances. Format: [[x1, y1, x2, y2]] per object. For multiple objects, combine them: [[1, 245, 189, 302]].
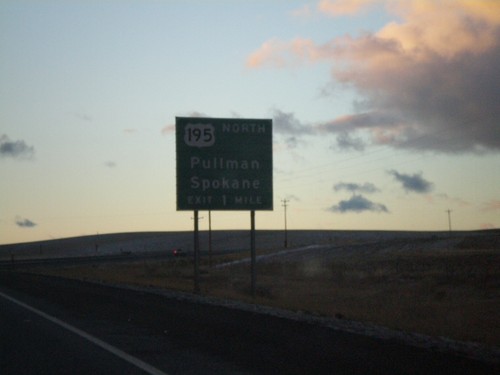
[[0, 271, 497, 375], [0, 290, 156, 375]]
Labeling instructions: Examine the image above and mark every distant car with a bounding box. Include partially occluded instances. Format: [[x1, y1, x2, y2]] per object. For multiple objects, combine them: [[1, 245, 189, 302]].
[[172, 248, 186, 257]]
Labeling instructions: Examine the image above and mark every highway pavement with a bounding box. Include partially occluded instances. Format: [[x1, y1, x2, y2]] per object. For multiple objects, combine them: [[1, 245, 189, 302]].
[[1, 271, 498, 374], [0, 290, 163, 375]]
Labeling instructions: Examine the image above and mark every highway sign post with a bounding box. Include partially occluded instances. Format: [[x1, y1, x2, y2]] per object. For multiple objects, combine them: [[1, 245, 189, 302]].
[[176, 117, 273, 295]]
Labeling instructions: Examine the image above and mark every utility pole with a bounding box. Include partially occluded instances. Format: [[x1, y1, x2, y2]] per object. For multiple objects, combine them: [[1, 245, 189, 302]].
[[282, 199, 289, 248], [95, 232, 99, 253], [446, 209, 452, 233]]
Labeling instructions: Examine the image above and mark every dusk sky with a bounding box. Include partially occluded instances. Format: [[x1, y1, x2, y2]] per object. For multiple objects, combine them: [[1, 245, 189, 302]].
[[1, 0, 499, 245]]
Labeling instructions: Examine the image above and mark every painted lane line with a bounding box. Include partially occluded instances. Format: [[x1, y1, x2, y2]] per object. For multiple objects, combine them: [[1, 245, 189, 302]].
[[0, 290, 169, 375], [215, 244, 323, 268]]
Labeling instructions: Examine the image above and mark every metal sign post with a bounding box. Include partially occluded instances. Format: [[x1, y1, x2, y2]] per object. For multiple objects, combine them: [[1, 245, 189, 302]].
[[208, 210, 212, 267], [250, 210, 256, 297], [193, 210, 200, 293]]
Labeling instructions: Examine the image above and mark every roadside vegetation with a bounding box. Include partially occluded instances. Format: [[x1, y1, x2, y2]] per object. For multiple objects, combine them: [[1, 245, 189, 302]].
[[22, 233, 500, 347]]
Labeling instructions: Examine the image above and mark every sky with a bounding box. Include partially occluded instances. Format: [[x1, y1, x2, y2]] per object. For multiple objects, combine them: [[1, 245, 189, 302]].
[[1, 0, 499, 245]]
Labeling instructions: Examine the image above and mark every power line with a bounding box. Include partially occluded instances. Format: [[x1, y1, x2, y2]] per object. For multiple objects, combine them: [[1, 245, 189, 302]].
[[276, 116, 483, 190]]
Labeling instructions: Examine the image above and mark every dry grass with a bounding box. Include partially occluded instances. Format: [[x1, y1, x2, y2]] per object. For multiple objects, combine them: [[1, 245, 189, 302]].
[[29, 245, 499, 346]]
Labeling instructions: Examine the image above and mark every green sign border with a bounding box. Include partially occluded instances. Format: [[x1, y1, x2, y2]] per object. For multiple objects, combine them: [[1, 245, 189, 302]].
[[176, 117, 273, 211]]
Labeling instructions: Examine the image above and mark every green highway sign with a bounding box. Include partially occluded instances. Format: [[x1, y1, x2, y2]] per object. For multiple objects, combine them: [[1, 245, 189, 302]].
[[176, 117, 273, 211]]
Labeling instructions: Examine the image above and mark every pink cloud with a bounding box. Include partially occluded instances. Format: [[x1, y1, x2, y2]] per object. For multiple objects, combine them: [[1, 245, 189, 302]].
[[250, 1, 500, 66], [434, 193, 471, 207], [162, 112, 210, 135], [248, 0, 500, 153], [318, 0, 379, 16], [481, 200, 500, 212], [378, 0, 500, 59], [161, 124, 175, 135], [480, 223, 495, 230], [246, 39, 289, 68], [246, 38, 329, 68]]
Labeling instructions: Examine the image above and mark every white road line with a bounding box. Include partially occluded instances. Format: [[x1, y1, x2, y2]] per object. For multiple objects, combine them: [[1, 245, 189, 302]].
[[0, 290, 169, 375], [215, 244, 323, 268]]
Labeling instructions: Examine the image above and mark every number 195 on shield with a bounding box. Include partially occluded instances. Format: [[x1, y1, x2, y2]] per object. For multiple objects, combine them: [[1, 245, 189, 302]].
[[184, 124, 215, 147]]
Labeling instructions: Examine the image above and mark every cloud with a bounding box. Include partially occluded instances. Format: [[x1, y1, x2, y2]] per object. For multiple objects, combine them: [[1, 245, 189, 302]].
[[290, 4, 314, 19], [0, 135, 35, 160], [425, 193, 473, 208], [161, 124, 175, 135], [317, 111, 402, 133], [328, 194, 388, 213], [388, 170, 433, 193], [248, 1, 500, 153], [183, 111, 208, 118], [284, 194, 301, 202], [481, 199, 500, 212], [334, 181, 379, 193], [317, 0, 378, 16], [271, 109, 314, 149], [163, 112, 210, 135], [284, 136, 302, 149], [434, 193, 471, 207], [246, 38, 330, 69], [333, 132, 365, 151], [73, 113, 92, 122], [16, 217, 37, 228], [480, 223, 495, 230], [247, 39, 290, 68], [272, 108, 312, 135], [104, 161, 117, 168]]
